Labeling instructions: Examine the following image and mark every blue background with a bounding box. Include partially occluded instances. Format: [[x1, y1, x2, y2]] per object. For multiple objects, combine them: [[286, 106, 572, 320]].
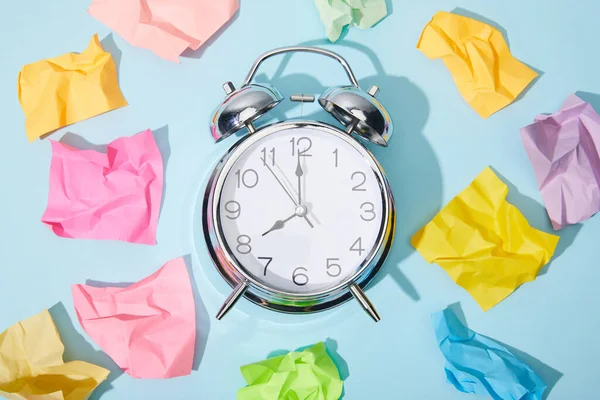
[[1, 0, 598, 398]]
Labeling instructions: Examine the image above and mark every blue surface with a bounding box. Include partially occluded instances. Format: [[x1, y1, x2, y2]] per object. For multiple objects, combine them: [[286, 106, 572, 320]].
[[1, 0, 598, 399]]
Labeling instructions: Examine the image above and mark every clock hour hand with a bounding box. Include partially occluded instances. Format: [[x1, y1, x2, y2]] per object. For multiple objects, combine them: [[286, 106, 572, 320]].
[[295, 154, 303, 205], [262, 213, 296, 236]]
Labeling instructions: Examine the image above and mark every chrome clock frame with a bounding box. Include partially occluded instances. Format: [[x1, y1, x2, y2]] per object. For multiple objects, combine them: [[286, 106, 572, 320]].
[[202, 121, 396, 321]]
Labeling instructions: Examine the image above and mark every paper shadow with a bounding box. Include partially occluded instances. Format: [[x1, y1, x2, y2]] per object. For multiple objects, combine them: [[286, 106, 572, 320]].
[[183, 254, 210, 371], [514, 62, 545, 104], [493, 168, 582, 275], [447, 302, 468, 327], [59, 132, 106, 152], [575, 91, 600, 112], [267, 339, 349, 399], [180, 6, 240, 60], [101, 33, 122, 82], [85, 280, 134, 288], [495, 339, 563, 400], [323, 337, 349, 398], [323, 338, 350, 381], [49, 302, 123, 400], [254, 39, 443, 303], [450, 7, 543, 105], [385, 0, 393, 16], [153, 125, 171, 218]]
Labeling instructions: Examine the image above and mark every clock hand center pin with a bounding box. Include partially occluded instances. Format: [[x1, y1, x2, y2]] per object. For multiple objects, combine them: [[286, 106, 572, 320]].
[[261, 206, 308, 237]]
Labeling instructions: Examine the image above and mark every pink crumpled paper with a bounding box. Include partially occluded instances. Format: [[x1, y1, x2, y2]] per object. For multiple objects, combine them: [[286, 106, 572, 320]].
[[41, 129, 163, 245], [521, 94, 600, 229], [72, 257, 196, 379], [88, 0, 240, 62]]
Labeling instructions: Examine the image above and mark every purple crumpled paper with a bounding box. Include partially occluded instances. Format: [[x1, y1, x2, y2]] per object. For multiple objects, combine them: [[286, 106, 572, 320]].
[[521, 94, 600, 230]]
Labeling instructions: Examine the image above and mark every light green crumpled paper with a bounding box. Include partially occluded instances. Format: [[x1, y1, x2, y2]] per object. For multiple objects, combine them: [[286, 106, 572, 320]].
[[314, 0, 387, 42], [237, 342, 344, 400]]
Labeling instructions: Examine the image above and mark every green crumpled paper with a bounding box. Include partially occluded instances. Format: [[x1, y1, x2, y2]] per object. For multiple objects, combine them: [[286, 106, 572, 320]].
[[237, 342, 343, 400], [314, 0, 387, 42]]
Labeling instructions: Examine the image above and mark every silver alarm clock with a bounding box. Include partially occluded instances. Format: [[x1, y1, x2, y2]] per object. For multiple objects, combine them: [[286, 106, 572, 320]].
[[202, 47, 395, 321]]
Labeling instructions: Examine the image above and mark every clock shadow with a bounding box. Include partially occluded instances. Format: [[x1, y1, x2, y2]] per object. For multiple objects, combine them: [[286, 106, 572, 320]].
[[254, 40, 443, 304]]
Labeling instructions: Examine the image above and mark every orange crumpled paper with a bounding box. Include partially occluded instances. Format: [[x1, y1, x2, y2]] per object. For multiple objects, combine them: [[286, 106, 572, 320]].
[[17, 34, 127, 142], [411, 167, 559, 311], [417, 11, 538, 119]]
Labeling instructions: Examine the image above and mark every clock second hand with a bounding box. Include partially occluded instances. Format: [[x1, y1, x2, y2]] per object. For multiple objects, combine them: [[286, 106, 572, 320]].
[[262, 159, 314, 228]]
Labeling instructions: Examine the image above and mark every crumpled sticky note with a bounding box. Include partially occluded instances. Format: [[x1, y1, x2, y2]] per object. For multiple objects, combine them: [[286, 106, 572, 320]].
[[41, 129, 163, 245], [88, 0, 239, 62], [417, 11, 538, 118], [0, 309, 109, 400], [411, 167, 559, 311], [18, 34, 127, 142], [314, 0, 387, 42], [237, 342, 343, 400], [72, 257, 196, 379], [433, 306, 547, 399], [521, 94, 600, 230]]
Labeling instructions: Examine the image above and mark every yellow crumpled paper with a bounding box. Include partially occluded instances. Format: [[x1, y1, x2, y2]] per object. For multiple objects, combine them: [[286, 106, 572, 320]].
[[18, 34, 127, 142], [411, 167, 559, 311], [416, 11, 538, 119], [0, 309, 109, 400]]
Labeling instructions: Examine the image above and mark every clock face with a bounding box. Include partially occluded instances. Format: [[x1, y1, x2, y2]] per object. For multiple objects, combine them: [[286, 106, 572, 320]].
[[215, 124, 387, 295]]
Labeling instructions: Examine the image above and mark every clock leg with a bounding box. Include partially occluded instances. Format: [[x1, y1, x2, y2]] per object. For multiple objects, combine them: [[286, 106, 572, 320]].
[[216, 281, 248, 320], [349, 284, 381, 322]]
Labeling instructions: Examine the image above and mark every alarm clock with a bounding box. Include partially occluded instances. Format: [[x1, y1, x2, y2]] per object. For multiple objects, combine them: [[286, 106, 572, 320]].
[[202, 46, 395, 321]]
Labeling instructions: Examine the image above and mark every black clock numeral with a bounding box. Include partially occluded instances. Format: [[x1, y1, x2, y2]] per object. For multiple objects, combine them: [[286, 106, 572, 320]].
[[326, 258, 341, 277], [261, 147, 275, 166], [235, 169, 259, 188], [258, 257, 273, 276], [333, 148, 338, 167], [360, 202, 376, 221], [351, 171, 367, 191], [349, 237, 365, 256], [236, 235, 252, 254], [290, 137, 313, 157], [292, 267, 309, 286], [224, 200, 241, 219]]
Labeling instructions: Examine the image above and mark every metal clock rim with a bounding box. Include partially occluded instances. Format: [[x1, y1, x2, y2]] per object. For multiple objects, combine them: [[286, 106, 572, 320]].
[[207, 120, 394, 301]]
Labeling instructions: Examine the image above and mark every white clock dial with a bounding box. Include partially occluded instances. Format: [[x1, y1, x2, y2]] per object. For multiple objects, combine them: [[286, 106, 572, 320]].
[[216, 125, 386, 294]]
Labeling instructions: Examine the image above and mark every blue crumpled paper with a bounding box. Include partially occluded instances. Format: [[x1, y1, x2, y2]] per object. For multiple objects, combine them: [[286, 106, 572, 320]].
[[432, 307, 547, 400]]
